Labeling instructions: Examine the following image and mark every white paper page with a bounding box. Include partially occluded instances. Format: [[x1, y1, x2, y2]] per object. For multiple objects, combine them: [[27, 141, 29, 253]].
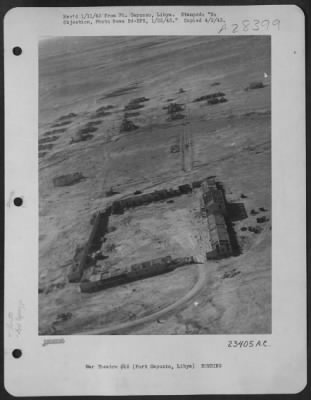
[[4, 5, 306, 396]]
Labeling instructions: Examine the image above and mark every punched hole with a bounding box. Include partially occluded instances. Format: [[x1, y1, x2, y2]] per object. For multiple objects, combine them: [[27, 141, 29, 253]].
[[13, 197, 23, 207], [12, 349, 22, 359], [12, 47, 22, 56]]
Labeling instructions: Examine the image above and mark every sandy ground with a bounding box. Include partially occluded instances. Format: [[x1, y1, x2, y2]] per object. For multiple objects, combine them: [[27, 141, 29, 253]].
[[39, 36, 271, 335]]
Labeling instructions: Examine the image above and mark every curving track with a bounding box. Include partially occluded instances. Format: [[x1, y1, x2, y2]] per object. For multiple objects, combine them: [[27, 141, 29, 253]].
[[76, 262, 209, 335]]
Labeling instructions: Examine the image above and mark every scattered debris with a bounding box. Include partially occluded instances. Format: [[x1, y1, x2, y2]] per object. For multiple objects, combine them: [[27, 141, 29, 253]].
[[102, 84, 139, 99], [244, 110, 271, 118], [95, 110, 113, 118], [96, 105, 114, 113], [207, 97, 227, 105], [124, 103, 144, 111], [241, 227, 247, 231], [57, 112, 77, 121], [71, 125, 97, 143], [248, 226, 262, 234], [124, 97, 149, 111], [259, 207, 267, 212], [165, 102, 185, 121], [245, 81, 265, 90], [52, 120, 72, 128], [223, 269, 240, 279], [55, 312, 72, 322], [86, 120, 102, 126], [167, 102, 184, 114], [53, 172, 85, 187], [120, 118, 138, 132], [93, 106, 114, 118], [131, 96, 149, 103], [43, 128, 66, 136], [193, 92, 225, 102], [250, 209, 258, 215], [256, 216, 269, 223]]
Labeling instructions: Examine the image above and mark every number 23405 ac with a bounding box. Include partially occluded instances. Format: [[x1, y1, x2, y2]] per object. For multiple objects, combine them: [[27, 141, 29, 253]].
[[228, 340, 269, 348]]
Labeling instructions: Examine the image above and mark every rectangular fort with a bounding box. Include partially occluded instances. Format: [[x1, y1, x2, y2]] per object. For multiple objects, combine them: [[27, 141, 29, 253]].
[[67, 177, 237, 292]]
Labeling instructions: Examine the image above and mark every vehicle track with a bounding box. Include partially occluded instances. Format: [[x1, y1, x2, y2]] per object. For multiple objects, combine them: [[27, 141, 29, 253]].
[[180, 124, 193, 172], [76, 262, 209, 335]]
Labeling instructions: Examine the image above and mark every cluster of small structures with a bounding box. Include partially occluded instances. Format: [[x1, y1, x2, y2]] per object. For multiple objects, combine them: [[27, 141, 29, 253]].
[[71, 123, 97, 143], [40, 81, 265, 160], [67, 177, 246, 293], [39, 127, 67, 159], [166, 102, 185, 120], [240, 208, 269, 234], [39, 113, 78, 158], [120, 97, 149, 132], [70, 106, 115, 143], [40, 84, 234, 159], [193, 91, 228, 106]]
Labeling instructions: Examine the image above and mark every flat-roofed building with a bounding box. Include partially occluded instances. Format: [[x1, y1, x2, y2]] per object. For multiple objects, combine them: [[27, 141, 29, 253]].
[[203, 188, 227, 216], [206, 213, 232, 257], [201, 178, 233, 259]]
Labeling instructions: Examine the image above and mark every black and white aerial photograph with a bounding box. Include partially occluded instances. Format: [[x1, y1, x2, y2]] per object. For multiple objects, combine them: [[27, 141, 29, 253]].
[[38, 36, 271, 335]]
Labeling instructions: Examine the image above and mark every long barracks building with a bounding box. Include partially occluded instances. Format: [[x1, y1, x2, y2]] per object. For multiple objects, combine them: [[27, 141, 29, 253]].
[[202, 178, 233, 259]]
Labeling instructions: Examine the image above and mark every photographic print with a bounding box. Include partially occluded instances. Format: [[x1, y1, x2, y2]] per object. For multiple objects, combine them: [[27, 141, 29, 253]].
[[5, 5, 307, 396], [38, 36, 271, 335]]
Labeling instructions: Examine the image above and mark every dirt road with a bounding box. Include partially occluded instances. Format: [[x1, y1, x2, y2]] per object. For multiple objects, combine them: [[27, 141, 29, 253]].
[[76, 262, 209, 335], [180, 124, 193, 172]]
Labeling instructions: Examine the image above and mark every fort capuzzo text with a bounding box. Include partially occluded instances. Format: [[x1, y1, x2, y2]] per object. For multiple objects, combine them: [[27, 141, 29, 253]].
[[85, 363, 222, 370], [62, 12, 280, 34], [62, 11, 224, 25]]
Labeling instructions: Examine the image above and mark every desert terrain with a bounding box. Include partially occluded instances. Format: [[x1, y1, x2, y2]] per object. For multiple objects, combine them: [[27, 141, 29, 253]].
[[39, 36, 271, 335]]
